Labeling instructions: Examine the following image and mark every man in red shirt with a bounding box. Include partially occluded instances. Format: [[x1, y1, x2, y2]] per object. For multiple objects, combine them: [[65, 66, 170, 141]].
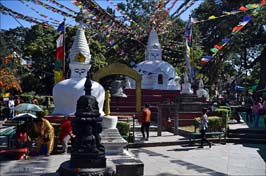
[[59, 116, 75, 154], [140, 104, 151, 141]]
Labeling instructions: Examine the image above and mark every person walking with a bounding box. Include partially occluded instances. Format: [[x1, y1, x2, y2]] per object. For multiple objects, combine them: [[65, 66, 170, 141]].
[[253, 97, 263, 128], [140, 104, 151, 141], [8, 97, 15, 119], [261, 99, 266, 126], [199, 108, 212, 148], [245, 92, 254, 122], [59, 116, 75, 154]]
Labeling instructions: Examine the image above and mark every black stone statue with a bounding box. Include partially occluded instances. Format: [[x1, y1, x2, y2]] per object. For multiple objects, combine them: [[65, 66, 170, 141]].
[[70, 71, 106, 168]]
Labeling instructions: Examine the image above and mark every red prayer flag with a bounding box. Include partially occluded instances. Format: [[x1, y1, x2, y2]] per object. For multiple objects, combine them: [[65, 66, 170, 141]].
[[239, 6, 249, 11], [232, 25, 244, 33], [214, 45, 223, 50]]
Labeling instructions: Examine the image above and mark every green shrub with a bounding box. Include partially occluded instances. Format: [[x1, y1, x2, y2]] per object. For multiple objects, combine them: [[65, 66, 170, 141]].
[[218, 106, 231, 111], [116, 121, 130, 136], [194, 116, 224, 132], [215, 108, 230, 129]]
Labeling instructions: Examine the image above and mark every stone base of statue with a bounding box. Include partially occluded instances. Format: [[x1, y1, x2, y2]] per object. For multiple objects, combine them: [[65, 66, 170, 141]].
[[101, 128, 128, 155], [57, 160, 115, 176], [101, 116, 118, 129], [71, 153, 106, 168]]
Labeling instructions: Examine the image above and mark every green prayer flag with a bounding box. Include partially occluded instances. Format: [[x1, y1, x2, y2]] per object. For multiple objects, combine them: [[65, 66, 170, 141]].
[[210, 48, 219, 53]]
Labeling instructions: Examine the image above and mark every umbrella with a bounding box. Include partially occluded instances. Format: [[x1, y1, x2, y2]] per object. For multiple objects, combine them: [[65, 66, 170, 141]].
[[12, 113, 37, 120], [14, 103, 43, 112]]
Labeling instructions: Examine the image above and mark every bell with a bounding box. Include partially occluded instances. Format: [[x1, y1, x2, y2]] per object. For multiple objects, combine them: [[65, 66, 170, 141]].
[[111, 80, 127, 98]]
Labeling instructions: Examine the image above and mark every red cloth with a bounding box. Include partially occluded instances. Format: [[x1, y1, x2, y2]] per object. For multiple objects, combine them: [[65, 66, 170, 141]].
[[18, 132, 27, 143], [59, 120, 72, 141]]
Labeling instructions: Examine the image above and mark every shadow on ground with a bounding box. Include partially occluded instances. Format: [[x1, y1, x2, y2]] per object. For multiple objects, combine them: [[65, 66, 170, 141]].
[[171, 159, 227, 176]]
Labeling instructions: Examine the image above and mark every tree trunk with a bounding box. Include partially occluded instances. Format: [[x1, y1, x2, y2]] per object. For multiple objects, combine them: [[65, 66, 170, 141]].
[[258, 47, 266, 90]]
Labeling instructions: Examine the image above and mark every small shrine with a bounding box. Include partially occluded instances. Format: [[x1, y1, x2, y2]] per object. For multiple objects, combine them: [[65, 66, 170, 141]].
[[127, 27, 180, 90], [52, 17, 105, 116], [180, 72, 193, 94], [196, 79, 209, 100]]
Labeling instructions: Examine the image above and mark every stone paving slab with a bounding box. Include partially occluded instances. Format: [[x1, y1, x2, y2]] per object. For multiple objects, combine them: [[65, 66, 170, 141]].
[[0, 142, 265, 176], [0, 119, 265, 176], [128, 143, 266, 176]]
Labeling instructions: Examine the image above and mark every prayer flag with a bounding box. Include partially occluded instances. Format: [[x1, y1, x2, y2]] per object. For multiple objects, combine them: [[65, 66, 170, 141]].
[[203, 54, 213, 60], [239, 6, 249, 11], [184, 17, 194, 82], [55, 21, 65, 84], [210, 48, 219, 53], [214, 44, 223, 50], [232, 25, 244, 33], [222, 38, 230, 43], [208, 15, 217, 20]]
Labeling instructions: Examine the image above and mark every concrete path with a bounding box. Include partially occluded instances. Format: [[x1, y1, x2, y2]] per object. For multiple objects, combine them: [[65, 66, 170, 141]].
[[0, 143, 265, 176], [0, 119, 265, 176], [129, 143, 266, 176]]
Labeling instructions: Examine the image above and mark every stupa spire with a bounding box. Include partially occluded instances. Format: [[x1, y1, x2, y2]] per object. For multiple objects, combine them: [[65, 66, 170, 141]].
[[69, 11, 91, 64], [145, 27, 162, 61]]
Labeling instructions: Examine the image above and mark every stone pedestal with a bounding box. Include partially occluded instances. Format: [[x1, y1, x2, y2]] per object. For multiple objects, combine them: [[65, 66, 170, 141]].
[[180, 83, 193, 94], [101, 128, 128, 155], [57, 161, 115, 176], [102, 116, 118, 129]]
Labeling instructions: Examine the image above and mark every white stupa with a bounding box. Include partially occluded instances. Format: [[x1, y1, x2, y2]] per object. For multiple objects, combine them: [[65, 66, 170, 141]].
[[52, 24, 105, 116], [128, 27, 180, 90]]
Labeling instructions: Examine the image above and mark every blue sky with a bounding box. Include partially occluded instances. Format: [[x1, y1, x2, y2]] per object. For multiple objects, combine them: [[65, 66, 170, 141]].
[[0, 0, 201, 30]]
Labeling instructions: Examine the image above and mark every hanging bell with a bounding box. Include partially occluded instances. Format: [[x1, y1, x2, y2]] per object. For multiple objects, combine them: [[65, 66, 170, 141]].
[[111, 80, 127, 98]]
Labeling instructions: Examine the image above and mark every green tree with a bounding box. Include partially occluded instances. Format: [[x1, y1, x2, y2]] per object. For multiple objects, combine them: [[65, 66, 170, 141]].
[[193, 0, 266, 93]]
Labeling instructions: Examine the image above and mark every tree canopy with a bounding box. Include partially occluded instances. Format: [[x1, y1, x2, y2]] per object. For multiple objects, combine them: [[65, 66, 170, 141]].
[[0, 0, 265, 98]]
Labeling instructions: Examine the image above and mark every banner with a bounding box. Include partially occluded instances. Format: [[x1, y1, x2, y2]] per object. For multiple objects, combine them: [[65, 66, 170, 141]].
[[184, 17, 194, 82], [54, 21, 65, 84]]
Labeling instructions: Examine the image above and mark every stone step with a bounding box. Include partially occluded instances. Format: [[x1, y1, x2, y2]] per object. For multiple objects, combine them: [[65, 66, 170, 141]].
[[228, 128, 266, 134], [226, 137, 266, 144], [124, 89, 180, 96], [228, 133, 266, 139]]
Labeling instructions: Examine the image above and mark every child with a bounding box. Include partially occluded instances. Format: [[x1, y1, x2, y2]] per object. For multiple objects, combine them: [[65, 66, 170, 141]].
[[199, 108, 212, 148]]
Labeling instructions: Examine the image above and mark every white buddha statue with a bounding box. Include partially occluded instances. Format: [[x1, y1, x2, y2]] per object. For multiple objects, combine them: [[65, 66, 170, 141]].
[[174, 76, 181, 90], [52, 23, 105, 116], [196, 79, 209, 100], [180, 72, 193, 94]]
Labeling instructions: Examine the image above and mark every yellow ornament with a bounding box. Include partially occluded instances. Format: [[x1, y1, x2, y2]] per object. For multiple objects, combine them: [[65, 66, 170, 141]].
[[74, 53, 86, 62]]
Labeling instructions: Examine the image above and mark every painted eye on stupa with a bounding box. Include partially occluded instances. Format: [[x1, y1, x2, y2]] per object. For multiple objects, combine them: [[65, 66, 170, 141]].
[[152, 44, 158, 49]]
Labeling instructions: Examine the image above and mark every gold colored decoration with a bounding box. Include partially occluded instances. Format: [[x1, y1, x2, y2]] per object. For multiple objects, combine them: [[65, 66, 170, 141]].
[[104, 90, 111, 116], [93, 63, 142, 112], [74, 52, 86, 62]]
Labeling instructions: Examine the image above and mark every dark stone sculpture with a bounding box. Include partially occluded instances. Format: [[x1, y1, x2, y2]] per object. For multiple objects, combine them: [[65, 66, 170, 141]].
[[57, 71, 114, 176], [70, 71, 106, 168]]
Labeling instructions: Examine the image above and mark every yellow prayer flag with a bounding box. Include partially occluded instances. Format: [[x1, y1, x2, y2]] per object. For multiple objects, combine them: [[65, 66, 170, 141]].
[[208, 15, 217, 20], [54, 70, 62, 84]]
